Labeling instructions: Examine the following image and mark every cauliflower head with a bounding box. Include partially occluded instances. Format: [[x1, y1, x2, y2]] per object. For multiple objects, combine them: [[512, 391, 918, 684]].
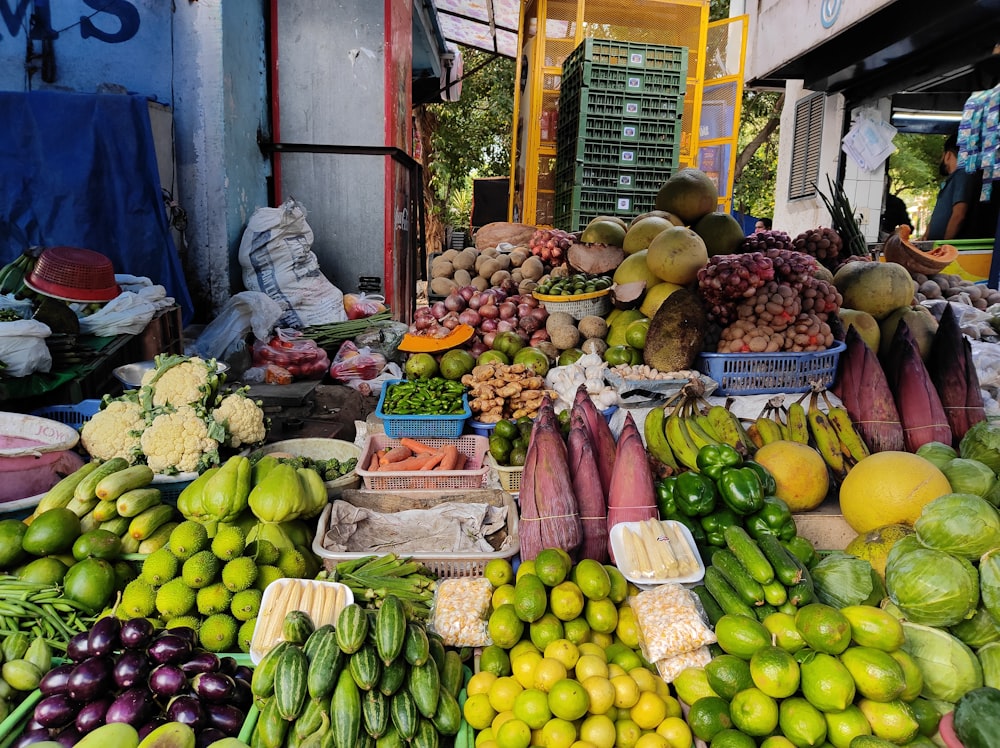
[[143, 356, 219, 409], [80, 400, 145, 463], [140, 405, 220, 474], [212, 393, 266, 448]]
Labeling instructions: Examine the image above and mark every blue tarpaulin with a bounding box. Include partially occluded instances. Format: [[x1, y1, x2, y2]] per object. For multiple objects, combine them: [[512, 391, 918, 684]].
[[0, 91, 193, 324]]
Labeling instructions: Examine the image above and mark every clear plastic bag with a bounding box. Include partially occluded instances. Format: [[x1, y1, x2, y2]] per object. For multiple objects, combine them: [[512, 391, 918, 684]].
[[328, 341, 387, 382], [629, 583, 717, 662], [344, 292, 387, 320], [252, 328, 330, 380], [428, 577, 493, 647]]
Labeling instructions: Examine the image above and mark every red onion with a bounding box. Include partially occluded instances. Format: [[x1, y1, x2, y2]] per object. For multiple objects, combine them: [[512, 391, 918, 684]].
[[479, 318, 498, 334], [517, 303, 532, 319], [470, 341, 488, 357], [499, 302, 517, 320], [497, 319, 515, 334], [458, 309, 481, 327], [530, 329, 549, 344], [482, 331, 497, 347], [414, 316, 435, 330], [441, 311, 460, 330], [444, 293, 466, 313], [523, 296, 538, 309], [528, 306, 548, 323], [467, 293, 482, 310], [479, 303, 499, 320], [431, 301, 447, 320], [458, 285, 476, 302], [519, 315, 541, 334]]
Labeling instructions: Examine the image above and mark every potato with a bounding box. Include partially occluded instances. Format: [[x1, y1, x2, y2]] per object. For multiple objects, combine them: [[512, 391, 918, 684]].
[[550, 325, 581, 351], [578, 315, 608, 340], [478, 258, 501, 280], [520, 256, 544, 281], [430, 277, 458, 296], [453, 249, 477, 272], [431, 259, 454, 278], [472, 276, 489, 291], [546, 311, 576, 335], [518, 278, 539, 296], [454, 268, 473, 288], [510, 249, 529, 267], [490, 269, 512, 286], [511, 268, 524, 284], [495, 253, 511, 271], [442, 248, 460, 261], [482, 247, 499, 259]]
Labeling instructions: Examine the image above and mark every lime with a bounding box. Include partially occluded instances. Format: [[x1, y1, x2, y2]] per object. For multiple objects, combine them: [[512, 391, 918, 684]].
[[758, 738, 797, 748], [547, 678, 589, 721], [494, 419, 519, 440], [839, 647, 906, 702], [686, 696, 733, 743], [888, 650, 924, 702], [856, 698, 919, 744], [573, 559, 612, 600], [463, 692, 497, 730], [534, 548, 570, 587], [485, 559, 515, 588], [714, 614, 772, 660], [514, 573, 548, 623], [509, 447, 527, 467], [799, 652, 856, 712], [823, 704, 872, 748], [584, 597, 618, 634], [704, 654, 753, 700], [489, 604, 525, 648], [709, 728, 756, 748], [762, 612, 806, 653], [795, 604, 853, 655], [672, 667, 719, 706], [0, 519, 27, 568], [616, 605, 642, 649], [495, 716, 531, 748], [563, 616, 591, 644], [489, 435, 513, 465], [513, 688, 552, 730], [907, 697, 942, 737], [730, 687, 779, 737], [604, 564, 629, 604], [840, 605, 905, 652], [750, 646, 801, 699], [539, 718, 576, 748], [778, 696, 828, 747], [579, 714, 617, 748], [529, 613, 565, 651], [492, 583, 516, 609], [615, 718, 642, 748], [21, 508, 80, 556], [480, 645, 513, 677], [550, 582, 585, 622]]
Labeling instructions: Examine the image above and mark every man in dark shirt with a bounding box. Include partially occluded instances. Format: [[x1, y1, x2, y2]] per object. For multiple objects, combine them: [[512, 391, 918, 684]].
[[924, 134, 971, 240]]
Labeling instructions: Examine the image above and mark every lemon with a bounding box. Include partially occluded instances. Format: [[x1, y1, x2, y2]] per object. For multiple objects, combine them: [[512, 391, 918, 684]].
[[655, 716, 693, 748], [548, 678, 590, 721], [840, 605, 906, 652], [576, 654, 609, 682], [686, 696, 733, 743], [550, 581, 586, 621], [856, 698, 919, 744], [492, 710, 517, 734], [591, 631, 614, 649], [730, 687, 779, 737], [577, 642, 606, 661], [581, 675, 616, 715], [888, 649, 924, 702], [511, 650, 542, 689], [485, 558, 515, 588], [660, 689, 681, 717], [778, 696, 828, 747], [540, 717, 577, 748], [616, 605, 642, 649], [533, 657, 568, 693], [840, 646, 906, 702], [510, 640, 541, 662], [573, 559, 612, 600], [563, 616, 592, 644], [615, 718, 642, 748], [480, 645, 513, 677], [672, 667, 719, 706], [823, 704, 872, 748], [516, 559, 536, 580], [707, 729, 756, 748], [475, 728, 496, 747], [610, 674, 640, 709], [749, 646, 801, 699], [534, 548, 571, 587], [489, 676, 524, 713], [762, 612, 806, 653], [607, 663, 627, 680], [512, 688, 552, 729], [585, 597, 619, 634], [489, 604, 525, 648], [579, 714, 617, 748], [714, 614, 772, 660], [464, 692, 498, 730], [530, 613, 565, 651], [544, 638, 581, 670], [628, 667, 659, 694], [514, 574, 548, 623], [634, 734, 670, 748], [604, 564, 629, 604], [704, 654, 753, 701], [493, 584, 517, 609], [799, 652, 856, 712], [795, 604, 853, 655], [758, 737, 796, 748], [468, 671, 499, 696], [495, 717, 532, 748], [630, 690, 668, 730]]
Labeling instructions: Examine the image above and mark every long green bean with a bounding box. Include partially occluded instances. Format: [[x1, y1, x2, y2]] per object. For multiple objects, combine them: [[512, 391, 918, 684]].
[[299, 311, 395, 349]]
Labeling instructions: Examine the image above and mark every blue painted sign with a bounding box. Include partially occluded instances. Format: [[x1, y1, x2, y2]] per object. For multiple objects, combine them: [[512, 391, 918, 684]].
[[1, 0, 139, 43], [820, 0, 842, 29]]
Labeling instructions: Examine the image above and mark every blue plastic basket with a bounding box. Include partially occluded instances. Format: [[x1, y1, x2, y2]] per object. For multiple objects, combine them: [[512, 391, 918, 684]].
[[31, 399, 101, 429], [697, 341, 846, 396], [376, 380, 471, 439]]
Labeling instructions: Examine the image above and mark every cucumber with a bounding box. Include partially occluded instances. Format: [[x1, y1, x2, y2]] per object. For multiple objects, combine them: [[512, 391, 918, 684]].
[[349, 643, 382, 691], [711, 548, 765, 606], [331, 667, 362, 748], [293, 697, 326, 741], [283, 610, 315, 645], [257, 697, 290, 748], [379, 656, 407, 696], [407, 658, 440, 719], [136, 521, 178, 555], [337, 604, 369, 654], [91, 498, 121, 523], [375, 595, 406, 666], [426, 631, 446, 672], [783, 535, 820, 569], [702, 566, 755, 619], [116, 487, 161, 518], [787, 577, 816, 607], [95, 464, 154, 501], [375, 726, 404, 748], [430, 686, 462, 736], [723, 526, 774, 584], [402, 622, 430, 666], [390, 689, 419, 741], [411, 717, 440, 748], [36, 462, 100, 514], [252, 640, 291, 699], [127, 504, 175, 541], [757, 533, 804, 587], [74, 457, 129, 502], [762, 579, 789, 607], [439, 650, 465, 699], [754, 603, 779, 622], [306, 625, 343, 699], [274, 643, 309, 720], [98, 516, 131, 537], [65, 494, 100, 518], [691, 584, 726, 626], [363, 688, 390, 738]]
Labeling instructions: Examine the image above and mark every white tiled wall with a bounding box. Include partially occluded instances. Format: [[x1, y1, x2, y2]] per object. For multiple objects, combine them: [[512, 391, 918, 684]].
[[839, 99, 892, 243]]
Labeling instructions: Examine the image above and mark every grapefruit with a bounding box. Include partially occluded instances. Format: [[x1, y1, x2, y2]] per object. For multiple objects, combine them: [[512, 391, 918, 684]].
[[838, 452, 952, 533], [613, 250, 664, 290], [833, 261, 916, 321], [645, 227, 709, 285], [753, 441, 830, 512], [692, 212, 745, 256], [655, 168, 719, 225], [843, 524, 915, 581]]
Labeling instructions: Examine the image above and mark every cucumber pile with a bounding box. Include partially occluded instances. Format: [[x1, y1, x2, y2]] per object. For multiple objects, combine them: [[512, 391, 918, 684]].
[[252, 601, 465, 748]]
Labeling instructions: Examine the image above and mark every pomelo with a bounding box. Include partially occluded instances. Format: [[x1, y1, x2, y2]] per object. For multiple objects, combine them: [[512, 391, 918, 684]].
[[613, 250, 665, 290], [655, 168, 718, 225], [639, 281, 683, 318], [844, 524, 915, 581], [581, 219, 627, 247], [623, 216, 675, 255], [833, 260, 916, 321], [692, 211, 745, 256], [646, 226, 708, 285], [753, 441, 830, 512]]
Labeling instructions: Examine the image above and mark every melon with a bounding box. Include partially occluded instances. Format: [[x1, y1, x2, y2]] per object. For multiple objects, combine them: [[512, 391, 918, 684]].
[[645, 226, 709, 285], [692, 212, 745, 256], [623, 216, 675, 255], [655, 168, 718, 225], [613, 250, 664, 290], [833, 261, 916, 321]]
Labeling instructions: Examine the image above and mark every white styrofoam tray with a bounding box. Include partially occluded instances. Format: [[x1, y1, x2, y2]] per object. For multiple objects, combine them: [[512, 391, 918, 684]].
[[609, 519, 705, 587]]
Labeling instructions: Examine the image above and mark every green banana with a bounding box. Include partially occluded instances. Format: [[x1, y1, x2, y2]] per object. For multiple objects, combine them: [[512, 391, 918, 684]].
[[786, 401, 810, 444], [706, 405, 750, 452], [684, 415, 720, 451], [665, 412, 700, 471], [643, 406, 679, 471]]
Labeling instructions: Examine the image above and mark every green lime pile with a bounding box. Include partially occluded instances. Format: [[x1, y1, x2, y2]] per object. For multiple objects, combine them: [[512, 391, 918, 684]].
[[487, 417, 535, 467], [535, 274, 612, 297]]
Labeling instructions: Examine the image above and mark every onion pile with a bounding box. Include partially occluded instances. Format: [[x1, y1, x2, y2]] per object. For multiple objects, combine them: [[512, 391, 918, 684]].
[[19, 618, 253, 748], [412, 287, 550, 357], [528, 228, 575, 264]]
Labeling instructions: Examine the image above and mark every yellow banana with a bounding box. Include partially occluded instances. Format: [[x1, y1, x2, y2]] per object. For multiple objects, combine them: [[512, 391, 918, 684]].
[[755, 416, 785, 446], [826, 406, 870, 465], [665, 413, 700, 471], [786, 401, 810, 444], [694, 414, 723, 443], [706, 405, 748, 452], [643, 406, 680, 472], [807, 407, 847, 477], [746, 422, 765, 450], [685, 415, 720, 451]]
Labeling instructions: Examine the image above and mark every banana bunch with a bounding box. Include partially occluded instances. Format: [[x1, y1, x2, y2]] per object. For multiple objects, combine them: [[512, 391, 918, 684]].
[[0, 251, 36, 296], [320, 553, 438, 620], [746, 396, 805, 449], [645, 396, 753, 474]]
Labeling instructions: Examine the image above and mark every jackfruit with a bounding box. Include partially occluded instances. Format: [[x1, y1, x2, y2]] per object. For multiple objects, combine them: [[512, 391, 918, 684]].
[[221, 557, 258, 593], [155, 578, 197, 619], [120, 579, 157, 618], [199, 613, 238, 653], [140, 547, 179, 587], [276, 548, 308, 579], [237, 617, 256, 654], [169, 521, 209, 560], [197, 582, 234, 616], [182, 550, 221, 589], [230, 588, 262, 621], [254, 565, 283, 592], [211, 525, 246, 561], [245, 539, 280, 565]]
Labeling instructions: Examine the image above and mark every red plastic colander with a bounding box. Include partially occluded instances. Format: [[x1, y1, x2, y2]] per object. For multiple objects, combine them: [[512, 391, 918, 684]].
[[25, 246, 120, 303]]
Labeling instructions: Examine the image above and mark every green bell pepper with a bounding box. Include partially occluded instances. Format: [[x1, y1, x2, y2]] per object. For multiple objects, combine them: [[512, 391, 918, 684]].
[[746, 495, 797, 542], [655, 476, 679, 519], [695, 444, 743, 481], [675, 471, 718, 517], [700, 507, 740, 547], [717, 466, 765, 515], [671, 512, 708, 547], [743, 459, 777, 495]]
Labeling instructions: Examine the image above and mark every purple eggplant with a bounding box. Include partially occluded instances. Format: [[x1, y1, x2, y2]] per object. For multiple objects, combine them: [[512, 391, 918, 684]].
[[87, 616, 121, 657], [196, 728, 227, 748], [166, 626, 197, 645], [204, 703, 245, 736], [137, 716, 168, 740], [232, 677, 252, 711], [67, 656, 113, 702], [180, 650, 220, 675], [120, 617, 155, 649], [166, 694, 205, 728], [113, 649, 151, 689], [148, 634, 191, 665], [53, 726, 83, 747], [13, 727, 51, 748], [34, 693, 77, 728], [192, 671, 235, 702], [24, 719, 45, 732], [38, 663, 75, 696], [66, 631, 90, 661], [217, 656, 238, 676], [148, 663, 187, 698], [105, 686, 154, 727], [234, 665, 253, 683], [75, 695, 114, 734]]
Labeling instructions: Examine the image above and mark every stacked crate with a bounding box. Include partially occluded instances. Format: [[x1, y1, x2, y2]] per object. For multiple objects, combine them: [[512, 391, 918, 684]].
[[554, 39, 688, 231]]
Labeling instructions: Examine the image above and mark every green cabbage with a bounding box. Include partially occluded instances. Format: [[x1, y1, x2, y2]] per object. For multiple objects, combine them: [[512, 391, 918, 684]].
[[917, 441, 959, 471], [914, 493, 1000, 559], [950, 607, 1000, 649], [942, 458, 998, 498], [901, 620, 983, 702], [978, 641, 1000, 689], [886, 546, 979, 627], [810, 551, 886, 608], [959, 421, 1000, 474]]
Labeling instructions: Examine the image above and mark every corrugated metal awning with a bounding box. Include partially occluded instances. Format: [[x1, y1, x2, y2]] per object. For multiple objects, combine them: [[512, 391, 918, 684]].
[[434, 0, 519, 58]]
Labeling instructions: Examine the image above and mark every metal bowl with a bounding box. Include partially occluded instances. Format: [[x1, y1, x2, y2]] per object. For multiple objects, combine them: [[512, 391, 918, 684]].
[[113, 360, 229, 389]]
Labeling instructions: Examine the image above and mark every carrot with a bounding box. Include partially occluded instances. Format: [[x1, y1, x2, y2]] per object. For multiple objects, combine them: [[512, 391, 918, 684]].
[[453, 453, 468, 471], [420, 450, 446, 470], [380, 445, 412, 465], [382, 453, 434, 471], [438, 444, 460, 471], [367, 452, 381, 471], [400, 437, 437, 455]]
